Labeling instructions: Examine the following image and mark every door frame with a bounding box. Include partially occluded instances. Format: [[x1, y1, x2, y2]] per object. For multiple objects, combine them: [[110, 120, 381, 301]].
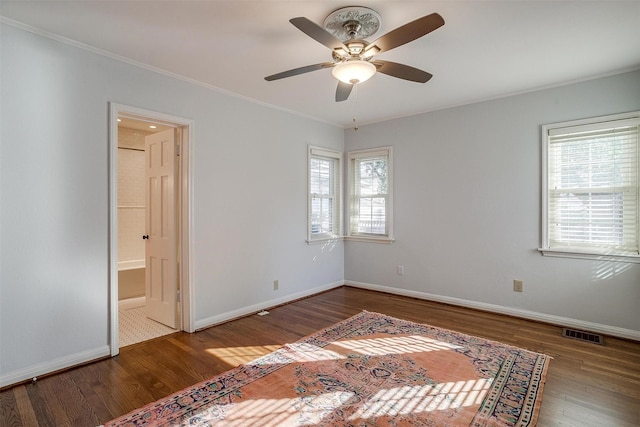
[[108, 103, 194, 356]]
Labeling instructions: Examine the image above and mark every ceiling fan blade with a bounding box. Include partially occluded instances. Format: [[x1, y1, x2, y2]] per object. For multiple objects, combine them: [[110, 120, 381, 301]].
[[265, 62, 334, 81], [290, 17, 348, 51], [373, 61, 433, 83], [335, 81, 353, 102], [364, 13, 444, 55]]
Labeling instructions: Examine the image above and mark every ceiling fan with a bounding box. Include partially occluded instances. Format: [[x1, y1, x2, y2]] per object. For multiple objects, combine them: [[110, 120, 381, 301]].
[[265, 7, 445, 102]]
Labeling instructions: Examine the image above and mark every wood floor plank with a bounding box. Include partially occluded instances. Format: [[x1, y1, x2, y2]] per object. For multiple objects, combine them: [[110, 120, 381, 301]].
[[12, 386, 39, 427], [65, 365, 116, 425], [24, 377, 61, 426], [0, 388, 22, 427], [74, 362, 126, 422], [1, 286, 639, 426]]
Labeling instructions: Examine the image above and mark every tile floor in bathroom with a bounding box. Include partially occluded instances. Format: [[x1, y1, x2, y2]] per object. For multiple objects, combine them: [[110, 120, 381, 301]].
[[119, 303, 177, 347]]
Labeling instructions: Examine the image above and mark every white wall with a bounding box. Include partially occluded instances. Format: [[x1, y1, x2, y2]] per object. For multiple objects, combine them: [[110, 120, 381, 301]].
[[0, 23, 344, 386], [345, 70, 640, 336]]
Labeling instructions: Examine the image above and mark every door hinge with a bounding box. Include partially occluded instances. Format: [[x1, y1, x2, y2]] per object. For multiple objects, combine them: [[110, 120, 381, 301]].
[[176, 289, 181, 302]]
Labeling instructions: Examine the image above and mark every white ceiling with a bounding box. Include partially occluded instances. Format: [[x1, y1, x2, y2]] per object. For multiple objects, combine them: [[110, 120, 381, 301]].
[[2, 1, 639, 128]]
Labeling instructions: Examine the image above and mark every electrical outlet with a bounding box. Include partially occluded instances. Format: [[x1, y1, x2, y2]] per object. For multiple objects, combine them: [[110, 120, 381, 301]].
[[273, 280, 279, 291], [513, 279, 523, 292], [397, 265, 405, 275]]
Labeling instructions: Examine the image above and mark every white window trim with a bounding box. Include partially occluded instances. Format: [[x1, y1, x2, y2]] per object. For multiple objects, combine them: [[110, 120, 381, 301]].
[[537, 248, 640, 263], [307, 145, 343, 244], [540, 111, 640, 263], [346, 146, 394, 243]]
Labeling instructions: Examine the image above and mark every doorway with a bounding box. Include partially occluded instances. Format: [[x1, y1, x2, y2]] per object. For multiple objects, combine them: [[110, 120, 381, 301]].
[[109, 103, 193, 356]]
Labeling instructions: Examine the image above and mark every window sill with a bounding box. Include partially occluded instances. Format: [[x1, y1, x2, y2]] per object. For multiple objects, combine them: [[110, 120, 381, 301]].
[[538, 248, 640, 264], [306, 236, 344, 245], [345, 236, 395, 244]]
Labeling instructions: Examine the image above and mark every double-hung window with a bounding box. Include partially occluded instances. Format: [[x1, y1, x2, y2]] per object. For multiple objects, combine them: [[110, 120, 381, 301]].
[[307, 146, 342, 242], [347, 147, 393, 242], [541, 112, 639, 262]]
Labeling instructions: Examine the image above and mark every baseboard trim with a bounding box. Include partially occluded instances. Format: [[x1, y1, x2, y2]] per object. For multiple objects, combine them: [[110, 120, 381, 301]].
[[118, 296, 145, 310], [346, 281, 640, 341], [117, 260, 145, 271], [0, 345, 110, 389], [194, 280, 345, 331]]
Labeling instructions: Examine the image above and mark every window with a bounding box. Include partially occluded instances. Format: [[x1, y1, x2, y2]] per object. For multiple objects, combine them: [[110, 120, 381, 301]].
[[307, 146, 342, 242], [347, 147, 393, 242], [541, 112, 639, 262]]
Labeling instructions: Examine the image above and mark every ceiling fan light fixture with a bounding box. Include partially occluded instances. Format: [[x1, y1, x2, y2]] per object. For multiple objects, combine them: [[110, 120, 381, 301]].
[[332, 60, 376, 84]]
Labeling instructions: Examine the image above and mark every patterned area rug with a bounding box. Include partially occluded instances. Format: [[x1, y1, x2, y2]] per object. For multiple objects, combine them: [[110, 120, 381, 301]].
[[104, 311, 550, 426]]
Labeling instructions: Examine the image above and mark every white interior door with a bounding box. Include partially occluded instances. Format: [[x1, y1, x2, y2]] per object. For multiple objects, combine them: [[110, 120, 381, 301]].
[[145, 129, 177, 328]]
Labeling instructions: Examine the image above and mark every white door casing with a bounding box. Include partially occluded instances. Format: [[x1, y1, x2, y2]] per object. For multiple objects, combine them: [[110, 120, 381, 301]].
[[145, 129, 177, 328], [109, 103, 193, 357]]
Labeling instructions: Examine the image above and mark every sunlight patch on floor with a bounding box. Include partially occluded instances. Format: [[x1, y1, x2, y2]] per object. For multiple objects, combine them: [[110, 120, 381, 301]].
[[333, 335, 463, 356], [280, 342, 347, 363], [215, 335, 463, 367], [200, 391, 354, 426], [349, 379, 492, 420], [206, 345, 283, 365]]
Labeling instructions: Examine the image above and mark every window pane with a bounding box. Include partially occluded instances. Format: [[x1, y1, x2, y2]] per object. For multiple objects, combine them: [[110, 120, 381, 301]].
[[311, 197, 334, 235], [355, 197, 386, 234], [551, 133, 636, 190], [310, 158, 333, 196], [357, 159, 387, 196], [550, 192, 624, 245]]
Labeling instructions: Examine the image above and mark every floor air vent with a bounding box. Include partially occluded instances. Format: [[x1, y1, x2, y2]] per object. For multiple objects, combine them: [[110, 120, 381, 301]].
[[562, 328, 604, 345]]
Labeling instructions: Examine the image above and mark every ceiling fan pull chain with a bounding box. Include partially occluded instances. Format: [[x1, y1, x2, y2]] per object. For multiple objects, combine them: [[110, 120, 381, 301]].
[[352, 83, 359, 131]]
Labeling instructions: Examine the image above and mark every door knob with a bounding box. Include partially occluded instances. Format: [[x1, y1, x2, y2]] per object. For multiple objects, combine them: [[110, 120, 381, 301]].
[[142, 235, 149, 240]]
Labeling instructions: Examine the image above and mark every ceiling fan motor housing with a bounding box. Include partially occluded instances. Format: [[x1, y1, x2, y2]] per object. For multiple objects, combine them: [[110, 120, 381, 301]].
[[343, 20, 362, 38]]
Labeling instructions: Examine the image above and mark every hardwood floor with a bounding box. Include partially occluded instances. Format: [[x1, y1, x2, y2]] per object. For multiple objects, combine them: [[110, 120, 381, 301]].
[[1, 286, 639, 426]]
